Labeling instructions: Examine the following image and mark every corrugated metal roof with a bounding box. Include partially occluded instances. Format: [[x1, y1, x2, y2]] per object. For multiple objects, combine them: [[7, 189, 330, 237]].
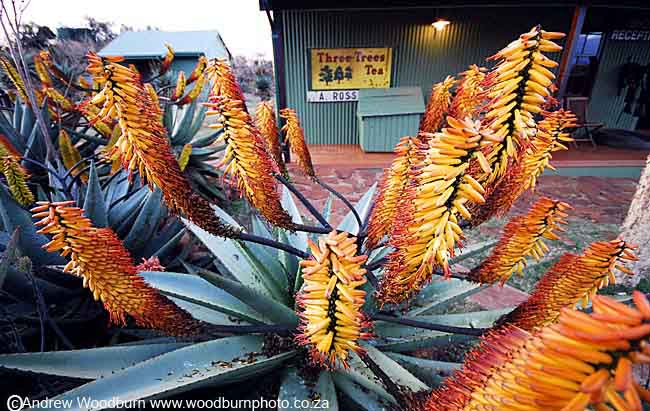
[[98, 30, 229, 60], [357, 87, 424, 117]]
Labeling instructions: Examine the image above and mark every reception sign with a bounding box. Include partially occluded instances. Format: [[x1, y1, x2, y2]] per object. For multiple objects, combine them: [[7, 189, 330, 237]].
[[310, 48, 392, 90]]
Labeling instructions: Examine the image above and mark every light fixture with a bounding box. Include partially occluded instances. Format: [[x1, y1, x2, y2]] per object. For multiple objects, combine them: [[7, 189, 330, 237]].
[[432, 18, 450, 31]]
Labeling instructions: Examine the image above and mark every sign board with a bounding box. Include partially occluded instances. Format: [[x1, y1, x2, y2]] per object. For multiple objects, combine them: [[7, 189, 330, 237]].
[[307, 90, 359, 102], [310, 48, 392, 90], [610, 30, 650, 41]]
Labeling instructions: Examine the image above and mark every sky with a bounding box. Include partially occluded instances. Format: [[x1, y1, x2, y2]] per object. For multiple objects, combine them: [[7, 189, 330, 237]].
[[21, 0, 273, 57]]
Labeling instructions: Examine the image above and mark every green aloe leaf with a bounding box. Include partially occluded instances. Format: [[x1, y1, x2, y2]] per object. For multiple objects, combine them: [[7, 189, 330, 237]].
[[322, 193, 334, 224], [386, 353, 460, 387], [360, 344, 429, 392], [82, 161, 108, 228], [281, 186, 308, 252], [45, 337, 296, 411], [332, 372, 394, 411], [408, 278, 486, 315], [123, 188, 164, 252], [0, 343, 189, 379], [0, 185, 63, 265], [337, 182, 377, 234], [198, 269, 298, 327], [183, 207, 285, 301], [279, 368, 339, 411], [140, 271, 267, 324]]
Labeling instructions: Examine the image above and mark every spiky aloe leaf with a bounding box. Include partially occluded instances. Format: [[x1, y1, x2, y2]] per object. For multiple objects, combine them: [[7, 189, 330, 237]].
[[337, 182, 377, 234], [0, 184, 63, 265], [359, 344, 429, 392], [43, 337, 296, 411], [386, 352, 460, 387], [332, 372, 394, 411], [279, 368, 339, 411], [198, 268, 298, 327], [140, 271, 269, 325], [408, 278, 486, 316], [280, 186, 308, 252], [184, 206, 286, 301], [82, 162, 107, 227], [0, 343, 189, 379]]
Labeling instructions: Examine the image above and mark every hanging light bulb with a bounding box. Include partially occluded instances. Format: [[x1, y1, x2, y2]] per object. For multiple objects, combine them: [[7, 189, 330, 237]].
[[432, 18, 450, 31]]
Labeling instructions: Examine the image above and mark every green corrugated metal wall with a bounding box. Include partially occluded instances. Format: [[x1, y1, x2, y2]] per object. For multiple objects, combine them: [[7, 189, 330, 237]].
[[588, 34, 650, 131], [280, 7, 573, 145]]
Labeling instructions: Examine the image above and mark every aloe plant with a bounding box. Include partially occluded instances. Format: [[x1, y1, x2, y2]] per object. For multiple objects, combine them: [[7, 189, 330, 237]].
[[0, 24, 647, 411]]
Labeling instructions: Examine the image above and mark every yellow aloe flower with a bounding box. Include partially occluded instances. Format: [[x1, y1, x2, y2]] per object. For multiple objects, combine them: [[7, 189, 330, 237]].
[[255, 100, 285, 174], [448, 65, 487, 120], [378, 117, 500, 304], [171, 71, 186, 101], [420, 75, 456, 134], [0, 135, 33, 206], [421, 291, 650, 411], [522, 109, 577, 190], [84, 52, 237, 238], [38, 50, 70, 86], [33, 53, 53, 88], [0, 55, 29, 103], [177, 143, 192, 172], [58, 129, 88, 183], [159, 44, 174, 75], [205, 58, 246, 103], [187, 55, 208, 84], [468, 108, 575, 226], [365, 135, 427, 250], [31, 201, 202, 336], [296, 231, 371, 369], [502, 239, 637, 330], [479, 26, 564, 183], [1, 157, 33, 206], [207, 98, 294, 229], [280, 108, 315, 178], [467, 197, 570, 285], [176, 71, 207, 106]]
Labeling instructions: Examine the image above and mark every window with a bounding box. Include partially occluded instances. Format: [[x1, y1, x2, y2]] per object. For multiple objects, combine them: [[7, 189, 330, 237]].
[[574, 33, 603, 65]]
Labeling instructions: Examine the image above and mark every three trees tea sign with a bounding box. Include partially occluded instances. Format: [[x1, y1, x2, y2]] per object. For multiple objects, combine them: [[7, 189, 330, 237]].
[[310, 48, 392, 90]]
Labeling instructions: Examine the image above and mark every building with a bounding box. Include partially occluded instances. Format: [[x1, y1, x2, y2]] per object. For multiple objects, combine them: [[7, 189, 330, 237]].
[[261, 0, 650, 151], [99, 30, 231, 78]]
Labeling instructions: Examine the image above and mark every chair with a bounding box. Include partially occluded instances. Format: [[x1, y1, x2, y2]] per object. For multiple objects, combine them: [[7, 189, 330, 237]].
[[564, 96, 604, 148]]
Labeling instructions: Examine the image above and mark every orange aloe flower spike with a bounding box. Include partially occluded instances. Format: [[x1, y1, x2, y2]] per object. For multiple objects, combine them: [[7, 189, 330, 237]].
[[479, 26, 565, 184], [501, 239, 637, 331], [421, 292, 650, 411], [31, 202, 202, 336], [279, 108, 315, 178], [207, 98, 294, 229], [467, 197, 570, 285], [378, 117, 500, 304], [295, 231, 371, 369], [420, 75, 456, 134], [255, 100, 286, 175], [205, 58, 246, 104], [84, 52, 238, 239], [448, 65, 487, 120], [365, 135, 426, 250]]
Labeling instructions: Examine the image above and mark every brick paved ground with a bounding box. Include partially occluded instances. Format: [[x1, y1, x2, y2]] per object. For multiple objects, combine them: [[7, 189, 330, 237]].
[[288, 165, 639, 227]]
